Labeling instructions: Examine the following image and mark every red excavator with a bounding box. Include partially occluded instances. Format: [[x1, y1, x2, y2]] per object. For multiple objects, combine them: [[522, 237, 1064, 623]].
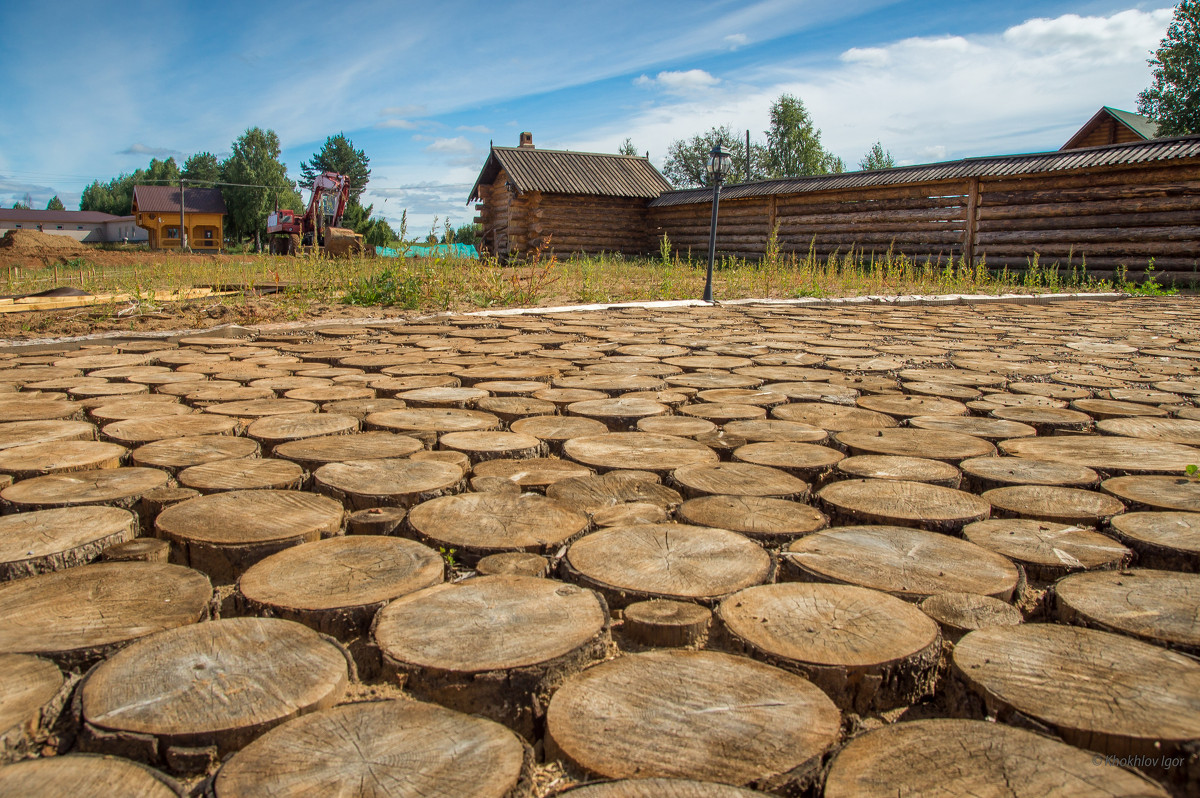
[[267, 171, 364, 256]]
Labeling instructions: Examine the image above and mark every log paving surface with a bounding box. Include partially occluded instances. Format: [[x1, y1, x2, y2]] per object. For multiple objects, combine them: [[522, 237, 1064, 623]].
[[1, 296, 1199, 794]]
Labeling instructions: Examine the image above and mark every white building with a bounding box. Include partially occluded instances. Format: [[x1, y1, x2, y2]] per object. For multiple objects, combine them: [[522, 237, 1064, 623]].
[[0, 209, 147, 243]]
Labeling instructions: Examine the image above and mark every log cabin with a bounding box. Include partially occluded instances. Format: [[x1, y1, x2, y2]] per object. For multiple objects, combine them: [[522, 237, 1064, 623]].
[[1062, 107, 1160, 150], [468, 133, 671, 261]]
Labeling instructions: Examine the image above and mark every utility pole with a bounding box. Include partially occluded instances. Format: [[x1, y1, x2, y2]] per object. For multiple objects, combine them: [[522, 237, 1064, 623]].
[[746, 130, 751, 183], [179, 177, 189, 252]]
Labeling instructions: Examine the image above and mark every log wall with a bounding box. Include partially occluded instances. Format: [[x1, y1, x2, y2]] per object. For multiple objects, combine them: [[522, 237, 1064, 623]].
[[648, 160, 1200, 284], [476, 173, 653, 261]]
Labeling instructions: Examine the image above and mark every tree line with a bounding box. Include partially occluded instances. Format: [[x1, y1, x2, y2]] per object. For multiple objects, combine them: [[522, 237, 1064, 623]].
[[649, 94, 895, 189], [79, 129, 396, 250]]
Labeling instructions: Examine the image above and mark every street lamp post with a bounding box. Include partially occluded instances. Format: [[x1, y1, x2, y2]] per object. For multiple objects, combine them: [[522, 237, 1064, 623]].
[[703, 142, 733, 303]]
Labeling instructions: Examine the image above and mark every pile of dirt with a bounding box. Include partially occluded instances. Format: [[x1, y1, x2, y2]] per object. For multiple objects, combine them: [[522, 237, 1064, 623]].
[[0, 230, 88, 254]]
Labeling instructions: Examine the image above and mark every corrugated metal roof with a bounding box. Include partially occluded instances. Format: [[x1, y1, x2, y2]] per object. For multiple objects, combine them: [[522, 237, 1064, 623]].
[[468, 147, 673, 202], [132, 185, 226, 214], [0, 209, 124, 224], [650, 134, 1200, 207]]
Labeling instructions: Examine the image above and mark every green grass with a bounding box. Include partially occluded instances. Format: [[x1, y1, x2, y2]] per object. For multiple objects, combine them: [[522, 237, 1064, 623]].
[[2, 245, 1158, 319]]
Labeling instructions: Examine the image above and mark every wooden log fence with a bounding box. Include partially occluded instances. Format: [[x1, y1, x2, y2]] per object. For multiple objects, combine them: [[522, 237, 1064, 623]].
[[647, 149, 1200, 285]]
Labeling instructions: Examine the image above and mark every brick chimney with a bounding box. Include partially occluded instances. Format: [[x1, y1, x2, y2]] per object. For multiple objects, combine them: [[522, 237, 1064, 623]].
[[518, 132, 534, 148]]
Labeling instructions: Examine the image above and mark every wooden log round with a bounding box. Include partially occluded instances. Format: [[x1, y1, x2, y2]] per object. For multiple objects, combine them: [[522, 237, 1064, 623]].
[[0, 506, 138, 580], [636, 415, 718, 437], [950, 624, 1200, 777], [718, 582, 941, 713], [676, 495, 826, 543], [243, 413, 359, 452], [983, 485, 1126, 526], [1, 467, 169, 513], [395, 386, 489, 408], [102, 537, 171, 563], [545, 649, 841, 792], [409, 448, 471, 474], [364, 407, 501, 446], [202, 398, 318, 419], [918, 593, 1022, 643], [156, 490, 345, 585], [476, 551, 550, 577], [670, 461, 809, 500], [80, 617, 349, 766], [131, 435, 259, 475], [0, 653, 69, 764], [772, 405, 897, 429], [823, 718, 1170, 798], [88, 399, 193, 424], [438, 430, 548, 463], [835, 455, 962, 487], [563, 523, 772, 608], [237, 535, 444, 639], [546, 471, 682, 514], [817, 479, 990, 533], [373, 575, 610, 738], [344, 506, 408, 536], [1102, 475, 1200, 512], [102, 414, 240, 446], [1000, 436, 1200, 475], [0, 754, 185, 797], [836, 428, 996, 463], [406, 492, 589, 563], [321, 397, 408, 420], [0, 420, 96, 451], [567, 397, 670, 431], [856, 394, 968, 418], [272, 431, 423, 471], [178, 458, 306, 493], [472, 457, 593, 489], [963, 518, 1131, 583], [731, 441, 844, 481], [138, 486, 202, 533], [784, 525, 1020, 601], [313, 458, 465, 511], [959, 455, 1100, 491], [1074, 398, 1171, 420], [0, 399, 83, 423], [722, 418, 828, 443], [1109, 512, 1200, 572], [1053, 568, 1200, 654], [212, 699, 526, 798], [563, 433, 719, 474], [1097, 417, 1200, 445], [676, 402, 766, 423], [621, 599, 712, 648], [991, 405, 1095, 433], [0, 561, 211, 670], [475, 395, 557, 423], [694, 388, 787, 407], [509, 415, 610, 453], [906, 415, 1038, 440]]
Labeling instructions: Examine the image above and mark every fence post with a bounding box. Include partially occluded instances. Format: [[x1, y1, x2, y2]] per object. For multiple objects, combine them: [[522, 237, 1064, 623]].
[[963, 178, 980, 265]]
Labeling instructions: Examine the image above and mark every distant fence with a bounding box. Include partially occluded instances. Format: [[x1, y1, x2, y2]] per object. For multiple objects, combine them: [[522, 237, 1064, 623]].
[[648, 136, 1200, 285]]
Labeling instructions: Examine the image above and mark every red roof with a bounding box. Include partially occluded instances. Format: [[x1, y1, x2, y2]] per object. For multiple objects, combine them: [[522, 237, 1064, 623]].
[[132, 185, 226, 214]]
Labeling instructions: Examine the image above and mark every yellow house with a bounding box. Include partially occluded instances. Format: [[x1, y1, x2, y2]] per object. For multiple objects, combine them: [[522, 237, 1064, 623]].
[[132, 185, 225, 251]]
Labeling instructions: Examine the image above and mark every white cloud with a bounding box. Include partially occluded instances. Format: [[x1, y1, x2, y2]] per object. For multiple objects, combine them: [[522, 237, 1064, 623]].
[[725, 33, 749, 49], [423, 136, 475, 155], [634, 69, 721, 95], [579, 8, 1173, 175], [119, 143, 183, 158], [375, 119, 418, 130], [457, 125, 491, 134]]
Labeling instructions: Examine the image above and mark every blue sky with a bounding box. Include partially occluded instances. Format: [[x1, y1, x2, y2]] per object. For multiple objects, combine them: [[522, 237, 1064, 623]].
[[0, 1, 1176, 233]]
